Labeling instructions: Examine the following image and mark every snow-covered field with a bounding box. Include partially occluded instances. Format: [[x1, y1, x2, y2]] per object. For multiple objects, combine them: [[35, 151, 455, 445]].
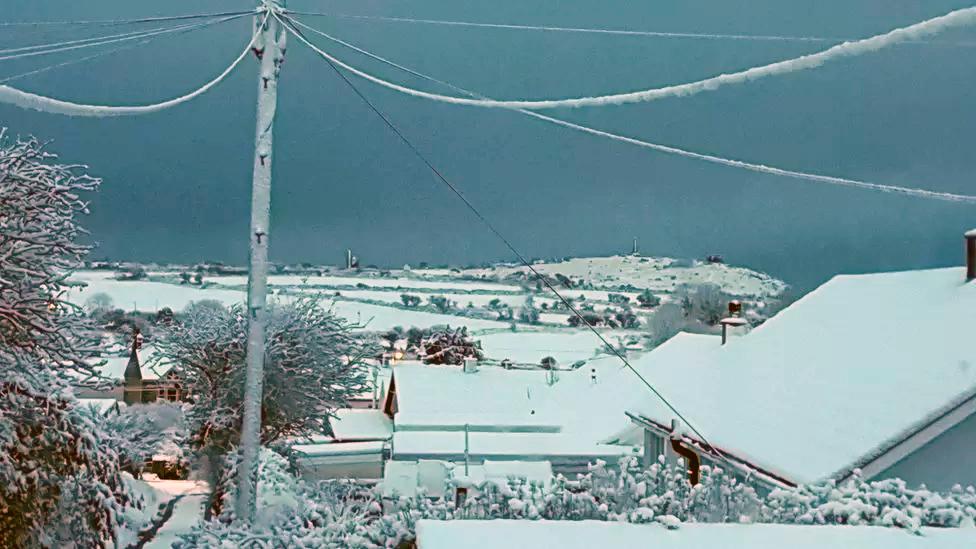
[[205, 274, 523, 293], [459, 255, 786, 297]]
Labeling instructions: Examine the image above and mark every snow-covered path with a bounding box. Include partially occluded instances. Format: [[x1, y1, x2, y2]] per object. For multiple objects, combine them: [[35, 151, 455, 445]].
[[145, 494, 207, 548], [142, 479, 209, 549]]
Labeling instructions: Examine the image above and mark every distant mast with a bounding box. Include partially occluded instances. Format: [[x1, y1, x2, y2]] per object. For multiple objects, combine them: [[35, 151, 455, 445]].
[[632, 237, 639, 257], [346, 249, 353, 270]]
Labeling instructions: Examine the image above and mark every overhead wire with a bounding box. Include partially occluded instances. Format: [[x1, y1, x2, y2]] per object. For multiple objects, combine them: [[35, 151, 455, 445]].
[[0, 15, 248, 63], [278, 12, 729, 461], [287, 10, 976, 47], [0, 10, 255, 28], [285, 16, 976, 205], [1, 15, 243, 84], [277, 6, 976, 111], [0, 12, 267, 117]]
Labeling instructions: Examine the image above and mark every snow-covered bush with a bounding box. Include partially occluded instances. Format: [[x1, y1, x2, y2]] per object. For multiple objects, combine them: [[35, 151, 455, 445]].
[[177, 454, 976, 548], [0, 132, 137, 546], [417, 326, 483, 365], [763, 470, 976, 532]]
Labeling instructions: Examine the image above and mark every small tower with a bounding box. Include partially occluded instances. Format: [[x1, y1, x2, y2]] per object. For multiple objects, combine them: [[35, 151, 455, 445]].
[[123, 328, 144, 405], [632, 237, 639, 257]]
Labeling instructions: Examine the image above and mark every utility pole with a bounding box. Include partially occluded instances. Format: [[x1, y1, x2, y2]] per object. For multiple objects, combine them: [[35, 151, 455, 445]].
[[236, 1, 285, 522]]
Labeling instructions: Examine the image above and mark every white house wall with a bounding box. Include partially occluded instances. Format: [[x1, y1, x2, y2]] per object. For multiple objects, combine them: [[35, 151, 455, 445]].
[[874, 411, 976, 491]]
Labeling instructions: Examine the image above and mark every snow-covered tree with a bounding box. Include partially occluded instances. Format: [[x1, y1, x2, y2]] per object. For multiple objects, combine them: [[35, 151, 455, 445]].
[[93, 402, 186, 477], [418, 326, 483, 365], [0, 132, 135, 546], [152, 297, 374, 492], [676, 283, 730, 325], [518, 296, 540, 325], [646, 302, 687, 347]]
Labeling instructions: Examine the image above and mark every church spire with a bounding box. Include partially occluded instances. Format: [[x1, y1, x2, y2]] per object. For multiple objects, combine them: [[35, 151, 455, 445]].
[[123, 328, 143, 405]]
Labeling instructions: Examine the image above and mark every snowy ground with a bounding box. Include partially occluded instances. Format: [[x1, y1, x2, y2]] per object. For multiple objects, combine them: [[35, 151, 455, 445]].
[[416, 520, 976, 549]]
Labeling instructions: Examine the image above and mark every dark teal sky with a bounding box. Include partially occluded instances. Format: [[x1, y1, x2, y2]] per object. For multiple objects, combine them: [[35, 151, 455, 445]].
[[2, 1, 975, 290]]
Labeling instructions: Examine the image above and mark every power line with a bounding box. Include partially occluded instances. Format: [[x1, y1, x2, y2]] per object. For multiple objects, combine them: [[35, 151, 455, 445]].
[[1, 16, 240, 84], [287, 10, 976, 47], [285, 16, 976, 205], [282, 6, 976, 111], [279, 13, 724, 457], [0, 12, 267, 117], [0, 10, 255, 28], [0, 15, 248, 63]]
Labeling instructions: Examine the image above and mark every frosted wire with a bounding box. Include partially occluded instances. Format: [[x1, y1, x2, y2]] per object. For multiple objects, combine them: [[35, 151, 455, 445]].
[[287, 11, 976, 47], [284, 6, 976, 110], [284, 16, 976, 204], [0, 13, 266, 117]]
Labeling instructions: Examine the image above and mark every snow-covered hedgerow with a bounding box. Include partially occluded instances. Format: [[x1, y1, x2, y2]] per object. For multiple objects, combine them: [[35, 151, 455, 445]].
[[177, 454, 976, 548]]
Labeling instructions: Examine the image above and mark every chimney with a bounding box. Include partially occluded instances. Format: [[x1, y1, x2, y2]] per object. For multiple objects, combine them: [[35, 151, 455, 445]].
[[966, 229, 976, 282], [463, 357, 479, 374], [720, 300, 748, 345]]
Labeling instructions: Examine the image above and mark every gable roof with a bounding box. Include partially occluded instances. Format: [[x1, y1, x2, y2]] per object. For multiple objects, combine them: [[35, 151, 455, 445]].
[[620, 267, 976, 484]]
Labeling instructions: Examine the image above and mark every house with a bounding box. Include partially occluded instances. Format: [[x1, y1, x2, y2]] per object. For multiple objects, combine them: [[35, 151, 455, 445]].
[[415, 520, 975, 549], [76, 333, 183, 405], [613, 232, 976, 491], [380, 362, 636, 475]]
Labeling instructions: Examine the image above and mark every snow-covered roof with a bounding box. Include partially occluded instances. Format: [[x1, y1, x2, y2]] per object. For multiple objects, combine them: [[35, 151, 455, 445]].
[[615, 267, 976, 484], [478, 330, 605, 365], [392, 431, 637, 461], [416, 521, 974, 549], [329, 409, 392, 441], [291, 441, 386, 457], [389, 363, 561, 431]]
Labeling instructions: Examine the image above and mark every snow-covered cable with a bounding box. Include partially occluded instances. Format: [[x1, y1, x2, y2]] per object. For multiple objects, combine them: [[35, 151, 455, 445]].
[[0, 12, 267, 117], [285, 16, 976, 205], [0, 17, 238, 84], [0, 10, 255, 27], [0, 15, 246, 62], [288, 10, 976, 47], [285, 6, 976, 110]]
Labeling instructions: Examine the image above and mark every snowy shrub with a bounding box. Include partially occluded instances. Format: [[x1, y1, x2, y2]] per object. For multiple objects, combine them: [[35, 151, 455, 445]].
[[428, 295, 455, 313], [636, 289, 661, 308], [400, 294, 421, 307], [0, 132, 137, 546], [762, 470, 976, 531]]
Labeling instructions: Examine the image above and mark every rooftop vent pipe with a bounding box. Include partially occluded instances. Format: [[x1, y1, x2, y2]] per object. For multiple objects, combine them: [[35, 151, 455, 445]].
[[966, 229, 976, 282], [720, 300, 748, 345]]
